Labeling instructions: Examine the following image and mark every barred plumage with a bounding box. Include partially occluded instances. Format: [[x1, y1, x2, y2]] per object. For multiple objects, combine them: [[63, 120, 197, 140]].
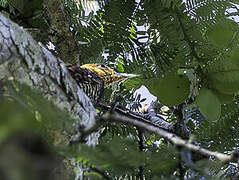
[[67, 64, 138, 105]]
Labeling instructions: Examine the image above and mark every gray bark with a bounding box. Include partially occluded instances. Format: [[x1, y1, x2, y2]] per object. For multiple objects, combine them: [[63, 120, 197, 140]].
[[0, 12, 98, 179]]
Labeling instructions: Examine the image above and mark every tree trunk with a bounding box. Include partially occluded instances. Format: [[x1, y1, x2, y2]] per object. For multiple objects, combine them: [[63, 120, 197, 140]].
[[0, 12, 98, 179]]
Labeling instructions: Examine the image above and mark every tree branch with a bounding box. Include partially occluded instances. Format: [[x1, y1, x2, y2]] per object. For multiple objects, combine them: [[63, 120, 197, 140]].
[[101, 110, 239, 164], [70, 103, 174, 143], [0, 11, 98, 179], [0, 12, 98, 145]]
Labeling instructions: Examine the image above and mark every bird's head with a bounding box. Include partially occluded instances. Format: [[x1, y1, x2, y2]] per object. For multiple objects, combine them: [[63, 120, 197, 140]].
[[80, 64, 138, 87]]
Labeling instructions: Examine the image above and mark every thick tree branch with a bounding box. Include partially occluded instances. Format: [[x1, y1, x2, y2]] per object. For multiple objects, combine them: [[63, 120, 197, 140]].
[[0, 11, 97, 180], [0, 12, 97, 145], [43, 0, 80, 64]]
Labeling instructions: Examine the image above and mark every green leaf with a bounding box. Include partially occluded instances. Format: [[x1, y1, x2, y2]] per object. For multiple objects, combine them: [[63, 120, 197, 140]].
[[117, 58, 125, 72], [229, 49, 239, 62], [146, 73, 190, 107], [122, 77, 143, 90], [197, 95, 239, 151], [206, 58, 239, 94], [196, 88, 221, 121], [206, 20, 237, 48], [214, 90, 234, 104]]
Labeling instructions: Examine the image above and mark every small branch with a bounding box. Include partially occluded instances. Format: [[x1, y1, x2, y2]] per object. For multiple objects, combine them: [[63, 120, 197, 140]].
[[101, 111, 239, 163], [70, 103, 174, 143], [173, 104, 189, 178], [100, 103, 174, 131], [70, 118, 102, 144], [173, 105, 190, 139]]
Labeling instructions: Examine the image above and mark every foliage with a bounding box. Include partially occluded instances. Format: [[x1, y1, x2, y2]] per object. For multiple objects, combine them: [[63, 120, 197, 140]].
[[2, 0, 239, 179], [0, 0, 45, 28], [196, 87, 221, 121], [195, 96, 239, 152], [70, 136, 178, 178], [147, 73, 190, 107]]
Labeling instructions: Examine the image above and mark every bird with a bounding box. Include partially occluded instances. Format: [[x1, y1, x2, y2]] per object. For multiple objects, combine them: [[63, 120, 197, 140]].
[[67, 64, 138, 105]]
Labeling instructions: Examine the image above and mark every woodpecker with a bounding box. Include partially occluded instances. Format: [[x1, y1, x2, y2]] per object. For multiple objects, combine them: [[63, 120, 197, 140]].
[[67, 64, 138, 105]]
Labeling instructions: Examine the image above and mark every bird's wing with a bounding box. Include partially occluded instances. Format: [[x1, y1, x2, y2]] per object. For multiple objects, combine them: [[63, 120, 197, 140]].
[[67, 65, 104, 105]]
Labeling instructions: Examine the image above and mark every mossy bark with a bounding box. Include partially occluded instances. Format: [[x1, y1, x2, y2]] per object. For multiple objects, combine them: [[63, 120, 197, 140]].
[[0, 12, 98, 180]]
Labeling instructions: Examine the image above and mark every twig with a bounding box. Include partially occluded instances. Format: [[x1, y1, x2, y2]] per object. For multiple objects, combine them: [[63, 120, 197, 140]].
[[99, 103, 174, 131], [101, 111, 239, 163], [70, 118, 102, 144]]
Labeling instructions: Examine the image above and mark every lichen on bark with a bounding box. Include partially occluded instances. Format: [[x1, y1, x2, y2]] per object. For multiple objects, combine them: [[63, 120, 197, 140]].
[[0, 11, 100, 180], [0, 12, 99, 143]]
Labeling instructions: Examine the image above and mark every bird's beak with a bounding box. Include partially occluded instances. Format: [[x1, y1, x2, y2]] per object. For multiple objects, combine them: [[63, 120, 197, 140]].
[[117, 73, 140, 79]]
